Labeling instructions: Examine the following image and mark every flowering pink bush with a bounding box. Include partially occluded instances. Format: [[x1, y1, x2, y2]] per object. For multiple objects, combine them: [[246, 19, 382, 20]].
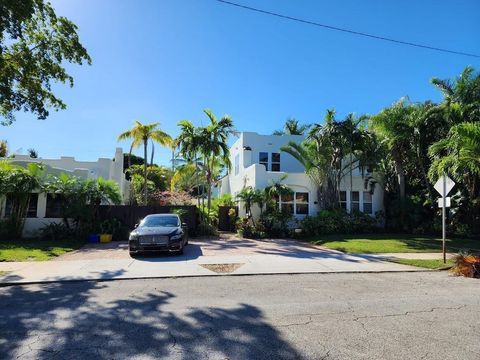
[[149, 191, 193, 206]]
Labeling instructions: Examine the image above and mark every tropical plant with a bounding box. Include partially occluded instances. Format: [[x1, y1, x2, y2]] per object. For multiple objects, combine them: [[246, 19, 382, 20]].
[[118, 121, 172, 205], [236, 187, 257, 219], [429, 122, 480, 197], [282, 110, 378, 209], [42, 173, 121, 230], [273, 118, 310, 135], [27, 148, 38, 158], [176, 109, 235, 216], [0, 161, 43, 238], [369, 98, 415, 200], [431, 66, 480, 125]]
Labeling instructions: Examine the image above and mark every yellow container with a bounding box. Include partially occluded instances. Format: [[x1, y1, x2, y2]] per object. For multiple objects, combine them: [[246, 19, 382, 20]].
[[100, 234, 112, 243]]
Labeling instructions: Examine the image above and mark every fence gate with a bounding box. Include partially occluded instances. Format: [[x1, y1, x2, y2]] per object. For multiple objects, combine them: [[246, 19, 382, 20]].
[[218, 206, 238, 231]]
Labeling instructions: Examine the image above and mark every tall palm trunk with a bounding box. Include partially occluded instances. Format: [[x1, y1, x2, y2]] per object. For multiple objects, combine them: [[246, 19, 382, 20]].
[[143, 139, 148, 205], [206, 157, 213, 217], [394, 160, 405, 200], [150, 141, 155, 166]]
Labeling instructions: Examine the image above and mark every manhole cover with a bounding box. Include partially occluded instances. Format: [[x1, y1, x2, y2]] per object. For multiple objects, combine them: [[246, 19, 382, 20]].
[[200, 263, 244, 274]]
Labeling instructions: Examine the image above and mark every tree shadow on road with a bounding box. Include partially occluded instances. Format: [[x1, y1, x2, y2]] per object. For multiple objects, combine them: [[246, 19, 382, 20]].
[[0, 274, 302, 359]]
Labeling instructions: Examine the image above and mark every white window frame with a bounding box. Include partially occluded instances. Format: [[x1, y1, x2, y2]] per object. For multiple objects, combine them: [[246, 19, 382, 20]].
[[259, 152, 268, 170], [278, 191, 309, 216], [271, 152, 281, 172], [234, 154, 240, 176], [363, 191, 373, 214], [350, 191, 360, 212]]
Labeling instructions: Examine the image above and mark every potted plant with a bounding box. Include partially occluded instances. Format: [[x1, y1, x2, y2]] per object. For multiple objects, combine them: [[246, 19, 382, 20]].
[[100, 220, 113, 243]]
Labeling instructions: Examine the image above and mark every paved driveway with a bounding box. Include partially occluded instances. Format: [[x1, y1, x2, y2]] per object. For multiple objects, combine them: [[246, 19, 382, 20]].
[[0, 234, 424, 284], [56, 233, 344, 260]]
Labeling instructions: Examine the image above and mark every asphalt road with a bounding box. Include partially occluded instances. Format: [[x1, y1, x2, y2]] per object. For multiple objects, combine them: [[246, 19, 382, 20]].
[[1, 272, 479, 360]]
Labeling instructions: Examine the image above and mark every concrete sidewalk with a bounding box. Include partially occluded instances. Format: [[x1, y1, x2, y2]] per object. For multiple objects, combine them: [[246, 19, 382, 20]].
[[0, 247, 425, 285]]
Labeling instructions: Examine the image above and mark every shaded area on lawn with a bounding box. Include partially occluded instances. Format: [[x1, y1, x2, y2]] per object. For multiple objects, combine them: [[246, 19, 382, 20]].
[[309, 233, 480, 254], [0, 272, 302, 359], [0, 238, 85, 262]]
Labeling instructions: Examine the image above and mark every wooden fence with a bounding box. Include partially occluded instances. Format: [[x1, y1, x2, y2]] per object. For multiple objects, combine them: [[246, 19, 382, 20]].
[[97, 205, 199, 235]]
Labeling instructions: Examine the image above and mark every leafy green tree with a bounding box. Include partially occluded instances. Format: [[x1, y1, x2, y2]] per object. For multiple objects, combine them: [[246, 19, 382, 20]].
[[118, 121, 172, 205], [273, 118, 309, 135], [1, 0, 91, 125]]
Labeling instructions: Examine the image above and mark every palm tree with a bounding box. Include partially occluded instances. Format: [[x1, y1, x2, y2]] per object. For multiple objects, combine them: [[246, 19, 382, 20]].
[[429, 122, 480, 198], [370, 98, 415, 200], [118, 121, 172, 205], [176, 109, 235, 216], [431, 66, 480, 125], [236, 186, 257, 219], [273, 118, 309, 135], [282, 110, 379, 210]]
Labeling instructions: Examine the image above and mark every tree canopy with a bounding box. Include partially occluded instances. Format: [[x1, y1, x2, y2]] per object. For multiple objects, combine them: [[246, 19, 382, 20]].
[[0, 0, 91, 125]]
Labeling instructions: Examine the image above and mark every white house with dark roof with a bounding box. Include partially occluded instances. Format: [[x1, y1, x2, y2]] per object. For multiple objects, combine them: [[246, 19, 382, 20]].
[[219, 132, 383, 219]]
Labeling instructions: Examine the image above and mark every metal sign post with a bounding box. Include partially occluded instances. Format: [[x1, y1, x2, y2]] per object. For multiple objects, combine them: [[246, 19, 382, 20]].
[[442, 177, 446, 264], [434, 175, 455, 264]]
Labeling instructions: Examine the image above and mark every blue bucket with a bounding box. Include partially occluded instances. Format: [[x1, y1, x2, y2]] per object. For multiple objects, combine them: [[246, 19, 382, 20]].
[[88, 234, 100, 243]]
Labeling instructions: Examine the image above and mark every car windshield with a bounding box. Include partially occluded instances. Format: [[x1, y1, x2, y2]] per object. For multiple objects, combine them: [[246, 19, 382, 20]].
[[140, 216, 179, 227]]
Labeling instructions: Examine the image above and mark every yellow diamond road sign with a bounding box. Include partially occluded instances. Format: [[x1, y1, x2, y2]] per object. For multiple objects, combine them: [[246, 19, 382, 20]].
[[434, 175, 455, 197]]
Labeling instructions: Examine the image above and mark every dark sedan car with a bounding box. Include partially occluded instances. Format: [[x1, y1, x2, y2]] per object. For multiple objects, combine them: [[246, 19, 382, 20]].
[[128, 214, 188, 256]]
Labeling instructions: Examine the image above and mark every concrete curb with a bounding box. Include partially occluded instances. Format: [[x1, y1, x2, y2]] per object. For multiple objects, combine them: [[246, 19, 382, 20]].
[[0, 268, 435, 287]]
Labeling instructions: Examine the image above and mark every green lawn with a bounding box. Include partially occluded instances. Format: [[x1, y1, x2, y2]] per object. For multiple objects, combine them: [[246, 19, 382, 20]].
[[389, 258, 455, 270], [0, 239, 85, 262], [309, 233, 480, 254]]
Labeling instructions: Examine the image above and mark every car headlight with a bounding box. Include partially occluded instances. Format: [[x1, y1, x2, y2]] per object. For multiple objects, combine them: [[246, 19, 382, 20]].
[[129, 233, 139, 241], [170, 232, 183, 241]]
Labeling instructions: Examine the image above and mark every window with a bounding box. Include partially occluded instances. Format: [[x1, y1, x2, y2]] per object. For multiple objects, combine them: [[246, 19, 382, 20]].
[[234, 154, 240, 175], [280, 193, 294, 214], [4, 193, 38, 218], [26, 193, 38, 218], [295, 192, 309, 215], [363, 191, 373, 214], [259, 152, 268, 169], [271, 153, 280, 172], [351, 191, 359, 212], [45, 194, 65, 218], [279, 192, 309, 216], [340, 191, 347, 210]]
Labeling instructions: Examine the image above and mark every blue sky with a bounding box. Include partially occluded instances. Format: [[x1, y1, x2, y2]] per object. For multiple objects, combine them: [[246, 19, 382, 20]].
[[2, 0, 479, 166]]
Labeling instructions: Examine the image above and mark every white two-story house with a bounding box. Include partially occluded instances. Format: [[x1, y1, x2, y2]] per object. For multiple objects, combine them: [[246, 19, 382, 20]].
[[219, 132, 383, 219]]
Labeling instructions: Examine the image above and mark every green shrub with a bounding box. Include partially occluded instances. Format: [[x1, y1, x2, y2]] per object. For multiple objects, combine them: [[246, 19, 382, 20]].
[[300, 209, 377, 237], [236, 218, 265, 239]]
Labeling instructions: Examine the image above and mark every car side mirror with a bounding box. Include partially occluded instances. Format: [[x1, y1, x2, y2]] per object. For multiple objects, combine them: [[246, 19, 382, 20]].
[[134, 223, 139, 229], [182, 223, 187, 227]]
